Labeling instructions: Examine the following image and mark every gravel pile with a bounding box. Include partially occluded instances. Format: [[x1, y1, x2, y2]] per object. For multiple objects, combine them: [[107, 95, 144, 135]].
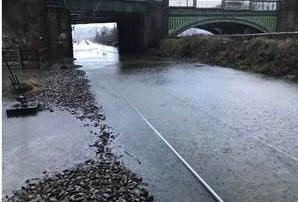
[[25, 69, 112, 155], [5, 160, 152, 202], [26, 69, 105, 122], [4, 69, 153, 202]]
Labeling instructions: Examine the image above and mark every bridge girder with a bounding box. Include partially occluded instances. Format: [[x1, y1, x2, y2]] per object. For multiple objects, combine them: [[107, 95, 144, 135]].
[[51, 0, 149, 14]]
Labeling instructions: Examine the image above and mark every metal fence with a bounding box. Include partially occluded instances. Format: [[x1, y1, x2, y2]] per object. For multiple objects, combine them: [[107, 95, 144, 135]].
[[249, 0, 279, 11], [169, 0, 279, 11]]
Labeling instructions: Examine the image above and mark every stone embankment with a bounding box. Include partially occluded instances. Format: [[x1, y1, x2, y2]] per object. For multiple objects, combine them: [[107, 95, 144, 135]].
[[4, 69, 153, 202], [149, 34, 298, 79]]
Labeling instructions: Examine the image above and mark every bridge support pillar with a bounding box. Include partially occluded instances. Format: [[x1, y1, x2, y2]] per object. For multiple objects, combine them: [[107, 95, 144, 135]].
[[118, 2, 166, 54], [47, 5, 73, 59], [117, 15, 140, 53], [277, 0, 298, 31]]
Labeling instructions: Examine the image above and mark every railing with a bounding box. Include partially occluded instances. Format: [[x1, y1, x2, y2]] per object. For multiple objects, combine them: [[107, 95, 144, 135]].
[[249, 0, 279, 11], [2, 48, 49, 69], [169, 0, 279, 11]]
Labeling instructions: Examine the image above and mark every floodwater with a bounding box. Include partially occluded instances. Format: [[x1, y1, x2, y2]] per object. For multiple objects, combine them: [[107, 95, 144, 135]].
[[2, 98, 96, 195], [2, 48, 99, 196], [74, 42, 298, 202]]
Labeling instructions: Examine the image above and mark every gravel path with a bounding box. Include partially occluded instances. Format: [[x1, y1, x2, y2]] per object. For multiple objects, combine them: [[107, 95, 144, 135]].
[[4, 69, 153, 202]]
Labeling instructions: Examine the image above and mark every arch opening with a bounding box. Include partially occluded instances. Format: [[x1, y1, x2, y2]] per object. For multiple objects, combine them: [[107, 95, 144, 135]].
[[72, 23, 119, 59], [177, 28, 213, 37], [173, 19, 268, 37], [197, 22, 265, 34]]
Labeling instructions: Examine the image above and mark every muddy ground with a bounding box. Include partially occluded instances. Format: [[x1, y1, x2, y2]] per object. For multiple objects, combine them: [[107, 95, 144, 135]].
[[148, 35, 298, 79], [3, 68, 153, 202]]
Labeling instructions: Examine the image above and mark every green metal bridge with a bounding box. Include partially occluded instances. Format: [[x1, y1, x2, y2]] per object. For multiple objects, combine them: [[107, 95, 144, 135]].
[[168, 0, 280, 36]]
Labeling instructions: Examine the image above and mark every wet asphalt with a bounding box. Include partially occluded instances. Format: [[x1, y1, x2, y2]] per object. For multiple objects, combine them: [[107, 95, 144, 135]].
[[76, 43, 298, 202]]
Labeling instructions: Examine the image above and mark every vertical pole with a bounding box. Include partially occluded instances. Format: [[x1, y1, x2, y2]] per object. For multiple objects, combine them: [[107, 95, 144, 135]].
[[17, 47, 23, 70], [249, 0, 252, 11], [193, 0, 197, 8], [222, 0, 225, 9]]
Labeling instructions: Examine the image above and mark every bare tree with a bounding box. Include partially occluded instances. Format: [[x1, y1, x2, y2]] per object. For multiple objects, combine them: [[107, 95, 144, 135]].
[[93, 26, 118, 46]]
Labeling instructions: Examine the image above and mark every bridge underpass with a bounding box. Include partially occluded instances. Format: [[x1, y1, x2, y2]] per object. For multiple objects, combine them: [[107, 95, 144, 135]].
[[71, 14, 142, 53], [2, 0, 297, 61], [49, 0, 167, 54]]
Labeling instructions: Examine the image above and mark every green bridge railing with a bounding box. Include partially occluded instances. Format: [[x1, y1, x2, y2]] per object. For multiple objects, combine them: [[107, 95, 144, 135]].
[[169, 0, 279, 11], [168, 0, 280, 36]]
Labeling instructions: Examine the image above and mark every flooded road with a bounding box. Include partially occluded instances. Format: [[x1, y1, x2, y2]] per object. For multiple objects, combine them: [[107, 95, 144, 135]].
[[74, 42, 298, 202]]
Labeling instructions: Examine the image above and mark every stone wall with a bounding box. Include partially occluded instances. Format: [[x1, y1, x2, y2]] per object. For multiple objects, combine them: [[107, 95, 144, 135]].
[[47, 6, 73, 59], [2, 0, 48, 49], [2, 0, 73, 61]]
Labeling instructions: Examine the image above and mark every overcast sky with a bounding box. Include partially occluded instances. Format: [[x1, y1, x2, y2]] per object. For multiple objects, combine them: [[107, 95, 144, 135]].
[[73, 23, 116, 30], [169, 0, 221, 7], [72, 23, 117, 41]]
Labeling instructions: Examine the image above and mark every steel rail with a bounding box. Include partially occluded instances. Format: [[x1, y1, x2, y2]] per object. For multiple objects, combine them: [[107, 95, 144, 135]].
[[118, 91, 225, 202]]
